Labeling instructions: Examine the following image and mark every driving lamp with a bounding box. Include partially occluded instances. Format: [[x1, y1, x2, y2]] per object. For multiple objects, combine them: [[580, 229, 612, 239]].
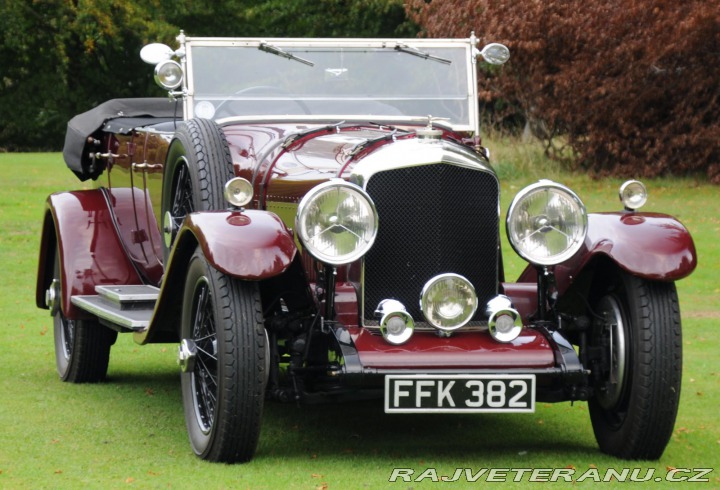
[[296, 180, 378, 265], [224, 177, 253, 207], [154, 60, 184, 90], [420, 273, 478, 332], [507, 181, 588, 266], [619, 180, 647, 211]]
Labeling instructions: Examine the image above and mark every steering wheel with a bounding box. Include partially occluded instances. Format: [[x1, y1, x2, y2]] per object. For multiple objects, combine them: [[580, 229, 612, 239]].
[[212, 85, 312, 117]]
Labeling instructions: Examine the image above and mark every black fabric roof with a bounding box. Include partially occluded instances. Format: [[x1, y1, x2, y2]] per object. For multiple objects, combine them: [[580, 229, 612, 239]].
[[62, 98, 178, 181]]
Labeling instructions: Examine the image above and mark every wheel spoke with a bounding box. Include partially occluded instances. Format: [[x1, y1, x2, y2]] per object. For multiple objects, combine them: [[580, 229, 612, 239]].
[[196, 345, 218, 361], [170, 163, 194, 237], [62, 317, 75, 358], [189, 277, 219, 433]]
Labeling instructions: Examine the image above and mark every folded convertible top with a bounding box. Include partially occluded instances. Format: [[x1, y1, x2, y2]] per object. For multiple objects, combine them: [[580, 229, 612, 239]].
[[63, 98, 178, 181]]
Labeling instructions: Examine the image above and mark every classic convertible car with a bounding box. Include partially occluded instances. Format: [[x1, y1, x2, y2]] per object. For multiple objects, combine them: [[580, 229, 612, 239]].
[[36, 32, 696, 463]]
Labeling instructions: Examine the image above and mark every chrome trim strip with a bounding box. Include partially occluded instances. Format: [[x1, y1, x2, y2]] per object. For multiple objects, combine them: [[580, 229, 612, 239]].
[[347, 139, 496, 189], [363, 321, 488, 333], [95, 285, 160, 303]]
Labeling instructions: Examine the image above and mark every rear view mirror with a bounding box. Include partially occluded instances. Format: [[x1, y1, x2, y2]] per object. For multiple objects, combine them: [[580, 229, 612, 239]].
[[140, 43, 175, 65], [479, 43, 510, 65]]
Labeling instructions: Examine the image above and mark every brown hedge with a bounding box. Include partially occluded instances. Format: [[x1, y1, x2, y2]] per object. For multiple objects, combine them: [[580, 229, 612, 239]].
[[406, 0, 720, 182]]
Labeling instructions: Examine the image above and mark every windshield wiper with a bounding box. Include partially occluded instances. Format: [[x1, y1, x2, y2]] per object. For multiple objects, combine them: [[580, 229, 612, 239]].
[[259, 42, 315, 67], [394, 43, 452, 65]]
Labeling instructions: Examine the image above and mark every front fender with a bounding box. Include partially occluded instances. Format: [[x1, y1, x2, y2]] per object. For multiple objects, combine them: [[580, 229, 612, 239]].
[[519, 212, 697, 293], [179, 209, 297, 279], [135, 209, 296, 345]]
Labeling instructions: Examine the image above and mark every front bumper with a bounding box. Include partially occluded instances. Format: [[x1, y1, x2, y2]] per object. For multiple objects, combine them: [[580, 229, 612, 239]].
[[331, 326, 589, 403]]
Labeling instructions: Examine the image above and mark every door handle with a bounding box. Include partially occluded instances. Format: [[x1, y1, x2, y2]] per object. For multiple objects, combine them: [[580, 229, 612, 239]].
[[132, 162, 164, 172]]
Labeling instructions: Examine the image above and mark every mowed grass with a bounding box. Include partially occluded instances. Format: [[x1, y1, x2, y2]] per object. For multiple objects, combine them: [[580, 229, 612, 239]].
[[0, 148, 718, 489]]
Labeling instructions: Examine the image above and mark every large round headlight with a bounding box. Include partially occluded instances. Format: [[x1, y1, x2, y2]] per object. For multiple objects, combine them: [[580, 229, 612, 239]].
[[507, 180, 587, 265], [420, 273, 478, 331], [296, 180, 378, 265]]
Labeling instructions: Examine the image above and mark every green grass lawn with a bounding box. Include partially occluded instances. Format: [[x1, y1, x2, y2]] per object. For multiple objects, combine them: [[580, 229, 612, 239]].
[[0, 149, 718, 489]]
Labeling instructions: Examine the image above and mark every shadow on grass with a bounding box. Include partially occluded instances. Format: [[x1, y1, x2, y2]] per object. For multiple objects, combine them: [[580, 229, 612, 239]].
[[84, 361, 598, 463], [257, 399, 598, 461]]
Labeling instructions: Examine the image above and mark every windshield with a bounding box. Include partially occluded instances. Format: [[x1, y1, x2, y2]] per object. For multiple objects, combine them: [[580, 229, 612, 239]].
[[184, 38, 477, 130]]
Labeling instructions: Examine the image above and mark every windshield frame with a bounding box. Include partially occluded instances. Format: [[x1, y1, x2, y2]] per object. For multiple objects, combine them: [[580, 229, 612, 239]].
[[179, 36, 480, 133]]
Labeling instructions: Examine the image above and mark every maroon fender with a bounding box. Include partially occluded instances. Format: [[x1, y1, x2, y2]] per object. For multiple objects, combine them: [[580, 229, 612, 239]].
[[519, 212, 697, 293], [36, 190, 143, 319], [501, 282, 538, 325], [177, 209, 297, 280], [135, 209, 298, 345]]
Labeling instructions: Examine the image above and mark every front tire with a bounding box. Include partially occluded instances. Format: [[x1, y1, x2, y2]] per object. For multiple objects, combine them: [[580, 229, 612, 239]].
[[180, 247, 265, 463], [587, 270, 682, 460]]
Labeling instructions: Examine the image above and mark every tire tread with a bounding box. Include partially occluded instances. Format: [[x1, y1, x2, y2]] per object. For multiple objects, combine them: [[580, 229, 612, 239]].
[[589, 272, 682, 460]]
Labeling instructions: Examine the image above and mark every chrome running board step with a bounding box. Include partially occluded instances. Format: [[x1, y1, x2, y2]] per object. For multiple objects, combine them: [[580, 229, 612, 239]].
[[71, 285, 159, 331]]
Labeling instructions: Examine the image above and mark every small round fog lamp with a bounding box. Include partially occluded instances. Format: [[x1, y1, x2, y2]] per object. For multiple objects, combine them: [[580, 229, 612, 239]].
[[619, 180, 647, 211], [224, 177, 253, 207], [420, 273, 478, 332]]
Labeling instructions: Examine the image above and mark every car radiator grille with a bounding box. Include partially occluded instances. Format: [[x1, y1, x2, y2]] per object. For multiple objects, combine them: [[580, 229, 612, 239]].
[[363, 163, 500, 325]]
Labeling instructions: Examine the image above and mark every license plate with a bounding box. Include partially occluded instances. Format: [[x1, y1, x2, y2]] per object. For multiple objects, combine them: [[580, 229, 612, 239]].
[[384, 374, 536, 413]]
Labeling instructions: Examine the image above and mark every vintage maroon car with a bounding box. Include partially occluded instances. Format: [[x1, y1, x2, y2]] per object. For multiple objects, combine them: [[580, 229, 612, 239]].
[[36, 33, 696, 463]]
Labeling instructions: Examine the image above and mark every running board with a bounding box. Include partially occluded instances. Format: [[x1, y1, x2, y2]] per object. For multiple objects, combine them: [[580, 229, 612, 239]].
[[71, 285, 159, 332]]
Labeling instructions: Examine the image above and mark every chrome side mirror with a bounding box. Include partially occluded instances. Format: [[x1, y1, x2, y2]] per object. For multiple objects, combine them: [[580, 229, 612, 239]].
[[140, 43, 175, 65], [478, 43, 510, 65]]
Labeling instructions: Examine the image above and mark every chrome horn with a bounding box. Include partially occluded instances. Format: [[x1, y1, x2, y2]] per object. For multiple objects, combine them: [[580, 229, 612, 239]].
[[375, 299, 415, 345], [485, 295, 523, 343]]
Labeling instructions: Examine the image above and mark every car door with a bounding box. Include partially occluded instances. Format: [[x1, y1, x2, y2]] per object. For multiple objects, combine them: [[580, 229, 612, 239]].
[[104, 125, 164, 285]]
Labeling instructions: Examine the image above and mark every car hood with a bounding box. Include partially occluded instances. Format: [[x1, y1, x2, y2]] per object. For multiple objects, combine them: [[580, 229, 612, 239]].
[[223, 121, 487, 208]]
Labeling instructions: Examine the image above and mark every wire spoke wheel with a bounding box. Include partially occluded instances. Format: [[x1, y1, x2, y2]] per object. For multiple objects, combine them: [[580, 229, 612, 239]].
[[167, 159, 194, 246], [51, 247, 116, 383], [161, 118, 234, 260], [180, 247, 265, 463], [189, 279, 218, 434]]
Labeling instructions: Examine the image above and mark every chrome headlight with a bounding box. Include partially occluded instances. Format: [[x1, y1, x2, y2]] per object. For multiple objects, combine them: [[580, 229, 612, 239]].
[[224, 177, 253, 207], [154, 60, 184, 90], [420, 273, 478, 332], [296, 180, 378, 265], [619, 180, 647, 211], [507, 180, 588, 266]]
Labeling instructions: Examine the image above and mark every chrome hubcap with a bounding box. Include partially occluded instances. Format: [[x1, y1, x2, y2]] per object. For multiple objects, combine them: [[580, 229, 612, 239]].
[[596, 295, 627, 409], [46, 278, 61, 316], [177, 338, 198, 373]]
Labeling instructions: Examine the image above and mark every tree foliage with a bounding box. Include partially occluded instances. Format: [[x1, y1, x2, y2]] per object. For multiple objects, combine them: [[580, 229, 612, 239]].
[[0, 0, 415, 151], [407, 0, 720, 182]]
